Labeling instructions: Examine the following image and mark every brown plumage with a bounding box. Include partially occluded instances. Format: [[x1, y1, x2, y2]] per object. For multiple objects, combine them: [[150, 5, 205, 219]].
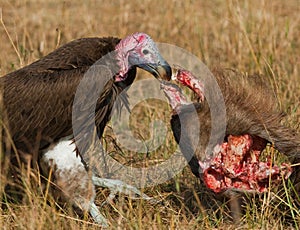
[[2, 37, 121, 155], [1, 33, 172, 165]]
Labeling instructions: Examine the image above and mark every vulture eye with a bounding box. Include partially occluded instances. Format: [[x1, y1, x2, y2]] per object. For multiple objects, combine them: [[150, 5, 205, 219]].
[[142, 49, 149, 55]]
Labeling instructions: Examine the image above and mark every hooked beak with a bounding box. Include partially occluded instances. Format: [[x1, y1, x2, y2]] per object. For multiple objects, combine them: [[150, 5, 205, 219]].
[[137, 59, 172, 81]]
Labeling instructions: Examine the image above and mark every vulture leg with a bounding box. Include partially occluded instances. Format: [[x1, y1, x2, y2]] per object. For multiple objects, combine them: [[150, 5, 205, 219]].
[[40, 140, 108, 227], [40, 140, 157, 226]]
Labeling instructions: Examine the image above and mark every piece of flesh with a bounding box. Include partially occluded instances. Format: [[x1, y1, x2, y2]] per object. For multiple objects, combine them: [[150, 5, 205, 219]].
[[172, 68, 205, 102], [199, 134, 292, 193], [160, 81, 189, 113]]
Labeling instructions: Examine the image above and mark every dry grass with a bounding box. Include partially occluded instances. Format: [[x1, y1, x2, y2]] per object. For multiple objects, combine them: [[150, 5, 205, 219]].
[[0, 0, 299, 229]]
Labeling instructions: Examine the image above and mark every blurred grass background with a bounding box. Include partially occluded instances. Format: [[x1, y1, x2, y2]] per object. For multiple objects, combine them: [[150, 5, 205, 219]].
[[0, 0, 299, 229]]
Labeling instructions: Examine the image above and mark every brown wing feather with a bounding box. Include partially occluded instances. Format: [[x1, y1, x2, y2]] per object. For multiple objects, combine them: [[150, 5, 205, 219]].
[[1, 37, 136, 156], [18, 37, 120, 71]]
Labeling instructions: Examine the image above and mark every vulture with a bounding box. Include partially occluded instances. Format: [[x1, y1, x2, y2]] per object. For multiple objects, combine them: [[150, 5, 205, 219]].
[[0, 32, 171, 226], [161, 67, 300, 221]]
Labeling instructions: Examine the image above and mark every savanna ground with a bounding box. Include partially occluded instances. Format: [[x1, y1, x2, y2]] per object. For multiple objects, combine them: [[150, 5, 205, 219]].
[[0, 0, 299, 229]]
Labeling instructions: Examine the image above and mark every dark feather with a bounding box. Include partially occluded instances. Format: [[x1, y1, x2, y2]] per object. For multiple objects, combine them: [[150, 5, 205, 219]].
[[1, 37, 136, 160]]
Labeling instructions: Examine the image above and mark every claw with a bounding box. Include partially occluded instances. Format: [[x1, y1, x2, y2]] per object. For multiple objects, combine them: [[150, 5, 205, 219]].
[[89, 202, 109, 227], [101, 191, 117, 207]]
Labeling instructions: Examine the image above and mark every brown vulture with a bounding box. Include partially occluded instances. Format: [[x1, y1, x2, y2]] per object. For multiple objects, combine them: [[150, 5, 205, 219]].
[[161, 67, 299, 221], [0, 32, 171, 226]]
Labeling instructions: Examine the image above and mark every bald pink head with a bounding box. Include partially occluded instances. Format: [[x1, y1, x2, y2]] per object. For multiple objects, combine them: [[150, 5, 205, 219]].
[[115, 32, 171, 81]]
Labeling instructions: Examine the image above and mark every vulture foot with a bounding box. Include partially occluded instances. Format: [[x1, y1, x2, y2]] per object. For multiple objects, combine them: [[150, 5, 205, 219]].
[[92, 176, 158, 206]]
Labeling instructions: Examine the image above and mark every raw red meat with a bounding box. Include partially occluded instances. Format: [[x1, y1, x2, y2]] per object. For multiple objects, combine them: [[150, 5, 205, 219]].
[[199, 134, 292, 193]]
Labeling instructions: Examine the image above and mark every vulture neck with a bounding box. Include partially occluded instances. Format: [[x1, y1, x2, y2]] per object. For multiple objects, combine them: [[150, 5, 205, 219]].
[[114, 37, 134, 81]]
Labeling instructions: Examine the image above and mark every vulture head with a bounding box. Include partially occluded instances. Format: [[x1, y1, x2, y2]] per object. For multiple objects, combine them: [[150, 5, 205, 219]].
[[115, 32, 172, 81]]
